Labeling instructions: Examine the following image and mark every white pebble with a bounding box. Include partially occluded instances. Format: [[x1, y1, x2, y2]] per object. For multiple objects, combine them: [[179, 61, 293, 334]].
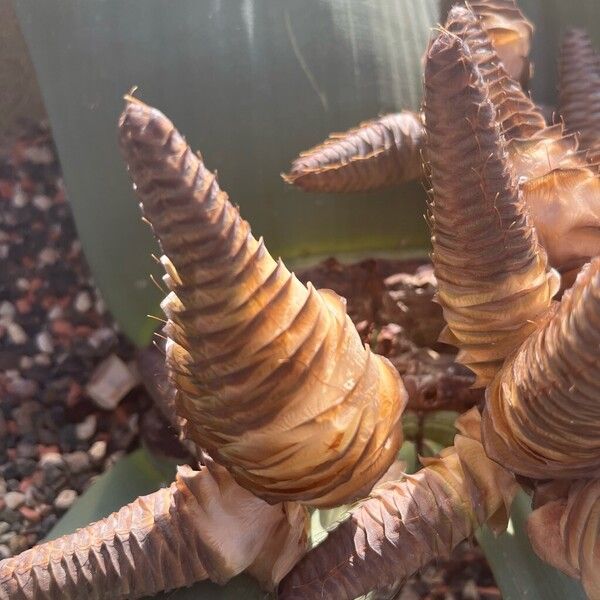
[[39, 248, 59, 266], [95, 297, 106, 315], [4, 491, 25, 511], [33, 353, 51, 366], [54, 489, 78, 512], [36, 331, 54, 354], [12, 186, 27, 208], [33, 194, 52, 211], [7, 323, 27, 344], [75, 414, 97, 441], [74, 291, 92, 313], [89, 440, 107, 464], [16, 278, 29, 291], [19, 356, 34, 370], [0, 302, 15, 319], [23, 145, 54, 164], [47, 305, 63, 320]]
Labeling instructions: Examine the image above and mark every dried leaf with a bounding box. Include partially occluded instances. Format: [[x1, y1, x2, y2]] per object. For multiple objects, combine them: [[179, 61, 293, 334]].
[[278, 408, 517, 599], [528, 479, 600, 599], [118, 98, 407, 507], [424, 29, 558, 386], [559, 28, 600, 159], [482, 258, 600, 479], [282, 111, 426, 193], [0, 458, 308, 599]]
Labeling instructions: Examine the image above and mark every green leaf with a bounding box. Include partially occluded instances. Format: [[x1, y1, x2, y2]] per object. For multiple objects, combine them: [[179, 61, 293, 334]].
[[14, 0, 438, 345], [46, 448, 266, 599], [476, 490, 586, 600]]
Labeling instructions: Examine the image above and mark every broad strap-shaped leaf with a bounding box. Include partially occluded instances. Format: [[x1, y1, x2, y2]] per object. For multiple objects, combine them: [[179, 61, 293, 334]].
[[119, 98, 407, 507], [278, 408, 517, 600], [282, 111, 426, 193], [482, 258, 600, 479], [0, 459, 308, 599], [559, 28, 600, 161], [529, 479, 600, 599], [424, 30, 558, 387]]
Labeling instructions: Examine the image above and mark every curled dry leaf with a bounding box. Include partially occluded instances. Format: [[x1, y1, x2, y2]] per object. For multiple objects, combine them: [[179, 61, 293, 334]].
[[559, 28, 600, 161], [119, 98, 407, 507], [482, 258, 600, 480], [528, 479, 600, 600], [278, 408, 517, 600], [0, 458, 308, 599], [282, 111, 426, 193], [424, 29, 558, 386]]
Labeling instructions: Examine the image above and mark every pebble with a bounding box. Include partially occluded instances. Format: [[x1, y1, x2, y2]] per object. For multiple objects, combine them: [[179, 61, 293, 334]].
[[19, 356, 34, 370], [7, 322, 27, 344], [19, 506, 41, 523], [0, 301, 15, 319], [36, 331, 54, 354], [54, 489, 78, 512], [47, 306, 64, 321], [88, 440, 107, 464], [64, 451, 90, 474], [39, 247, 59, 266], [7, 378, 38, 399], [74, 291, 92, 313], [33, 353, 51, 367], [12, 186, 27, 208], [33, 194, 52, 211], [0, 522, 9, 536], [87, 354, 139, 410], [4, 492, 25, 511], [0, 545, 10, 560], [75, 414, 97, 441], [23, 145, 54, 164]]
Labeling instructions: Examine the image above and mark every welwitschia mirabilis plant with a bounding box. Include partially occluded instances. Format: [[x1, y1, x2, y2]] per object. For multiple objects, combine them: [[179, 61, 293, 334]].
[[2, 1, 600, 599]]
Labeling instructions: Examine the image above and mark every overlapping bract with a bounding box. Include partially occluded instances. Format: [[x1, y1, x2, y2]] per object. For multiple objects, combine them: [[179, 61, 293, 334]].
[[0, 459, 307, 599], [424, 30, 558, 386], [559, 28, 600, 161], [482, 259, 600, 479], [278, 409, 516, 600], [282, 111, 425, 193], [440, 0, 533, 87], [119, 98, 406, 507], [529, 479, 600, 599]]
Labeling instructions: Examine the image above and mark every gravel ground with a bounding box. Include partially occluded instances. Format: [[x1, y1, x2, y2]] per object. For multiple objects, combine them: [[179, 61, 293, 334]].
[[0, 122, 152, 560], [0, 121, 500, 598]]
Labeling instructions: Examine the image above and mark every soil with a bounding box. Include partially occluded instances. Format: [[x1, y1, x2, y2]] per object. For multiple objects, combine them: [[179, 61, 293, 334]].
[[0, 121, 499, 599]]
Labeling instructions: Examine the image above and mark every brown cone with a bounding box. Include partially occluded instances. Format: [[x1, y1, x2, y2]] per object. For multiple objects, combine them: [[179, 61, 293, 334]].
[[424, 30, 558, 386], [118, 98, 407, 507], [282, 111, 426, 192], [483, 258, 600, 479]]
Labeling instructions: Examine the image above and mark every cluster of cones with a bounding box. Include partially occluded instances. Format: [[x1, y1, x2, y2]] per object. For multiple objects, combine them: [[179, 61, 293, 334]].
[[2, 1, 600, 599]]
